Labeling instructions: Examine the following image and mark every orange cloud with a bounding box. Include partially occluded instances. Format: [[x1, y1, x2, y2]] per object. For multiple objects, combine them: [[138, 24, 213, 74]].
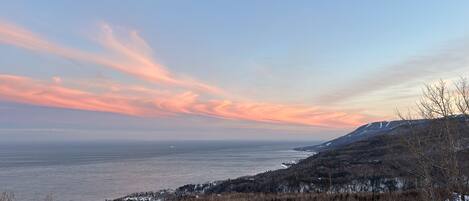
[[190, 100, 366, 127], [0, 74, 369, 128], [0, 20, 374, 128], [0, 75, 152, 116], [0, 21, 222, 94]]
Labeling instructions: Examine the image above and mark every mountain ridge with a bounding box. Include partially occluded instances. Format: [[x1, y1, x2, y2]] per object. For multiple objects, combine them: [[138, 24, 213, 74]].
[[114, 117, 469, 201], [294, 119, 428, 152]]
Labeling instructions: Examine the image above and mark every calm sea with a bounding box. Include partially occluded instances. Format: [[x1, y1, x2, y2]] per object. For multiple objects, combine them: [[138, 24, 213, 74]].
[[0, 140, 317, 201]]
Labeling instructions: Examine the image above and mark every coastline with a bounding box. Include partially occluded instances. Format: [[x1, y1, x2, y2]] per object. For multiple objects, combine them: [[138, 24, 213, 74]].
[[112, 149, 317, 201]]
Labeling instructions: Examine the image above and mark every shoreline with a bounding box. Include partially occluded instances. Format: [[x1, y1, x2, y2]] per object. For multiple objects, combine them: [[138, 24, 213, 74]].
[[111, 149, 316, 201]]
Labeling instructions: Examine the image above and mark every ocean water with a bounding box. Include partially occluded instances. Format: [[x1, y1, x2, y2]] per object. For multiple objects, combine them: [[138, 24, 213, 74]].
[[0, 140, 317, 201]]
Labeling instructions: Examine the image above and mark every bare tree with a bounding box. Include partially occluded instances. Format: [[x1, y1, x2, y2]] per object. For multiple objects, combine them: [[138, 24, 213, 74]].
[[455, 77, 469, 117], [397, 110, 437, 200], [398, 79, 468, 200]]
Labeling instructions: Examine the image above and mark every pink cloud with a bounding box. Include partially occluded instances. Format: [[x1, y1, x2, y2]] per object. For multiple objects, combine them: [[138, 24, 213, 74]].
[[190, 100, 367, 127], [0, 21, 222, 94], [0, 74, 370, 128], [0, 75, 152, 116], [0, 20, 375, 128]]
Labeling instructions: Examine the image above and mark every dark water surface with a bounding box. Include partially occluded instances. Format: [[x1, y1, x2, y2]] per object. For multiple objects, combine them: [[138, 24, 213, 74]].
[[0, 140, 317, 201]]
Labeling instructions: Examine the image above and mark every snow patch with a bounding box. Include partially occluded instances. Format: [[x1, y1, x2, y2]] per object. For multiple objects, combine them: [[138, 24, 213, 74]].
[[446, 193, 469, 201], [385, 121, 390, 128]]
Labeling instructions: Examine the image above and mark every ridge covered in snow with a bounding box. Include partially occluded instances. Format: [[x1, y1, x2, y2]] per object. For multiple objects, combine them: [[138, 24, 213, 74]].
[[294, 119, 427, 152]]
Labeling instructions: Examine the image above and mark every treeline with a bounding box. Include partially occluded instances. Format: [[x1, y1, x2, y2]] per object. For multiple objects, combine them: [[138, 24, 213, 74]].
[[175, 191, 424, 201]]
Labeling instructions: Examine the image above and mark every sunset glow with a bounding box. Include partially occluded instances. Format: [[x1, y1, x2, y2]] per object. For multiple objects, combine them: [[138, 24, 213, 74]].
[[0, 21, 374, 128], [1, 1, 468, 141]]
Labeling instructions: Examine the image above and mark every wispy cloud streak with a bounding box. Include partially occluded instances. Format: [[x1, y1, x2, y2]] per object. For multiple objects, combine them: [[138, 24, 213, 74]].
[[0, 75, 151, 116], [0, 74, 369, 127], [317, 40, 469, 103], [0, 21, 222, 94], [0, 20, 374, 128]]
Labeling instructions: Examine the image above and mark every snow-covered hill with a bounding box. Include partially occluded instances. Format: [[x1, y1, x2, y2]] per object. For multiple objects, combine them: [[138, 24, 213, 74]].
[[294, 119, 427, 152]]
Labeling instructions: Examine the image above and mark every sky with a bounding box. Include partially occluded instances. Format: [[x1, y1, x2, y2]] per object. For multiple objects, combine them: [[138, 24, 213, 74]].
[[1, 0, 469, 141]]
